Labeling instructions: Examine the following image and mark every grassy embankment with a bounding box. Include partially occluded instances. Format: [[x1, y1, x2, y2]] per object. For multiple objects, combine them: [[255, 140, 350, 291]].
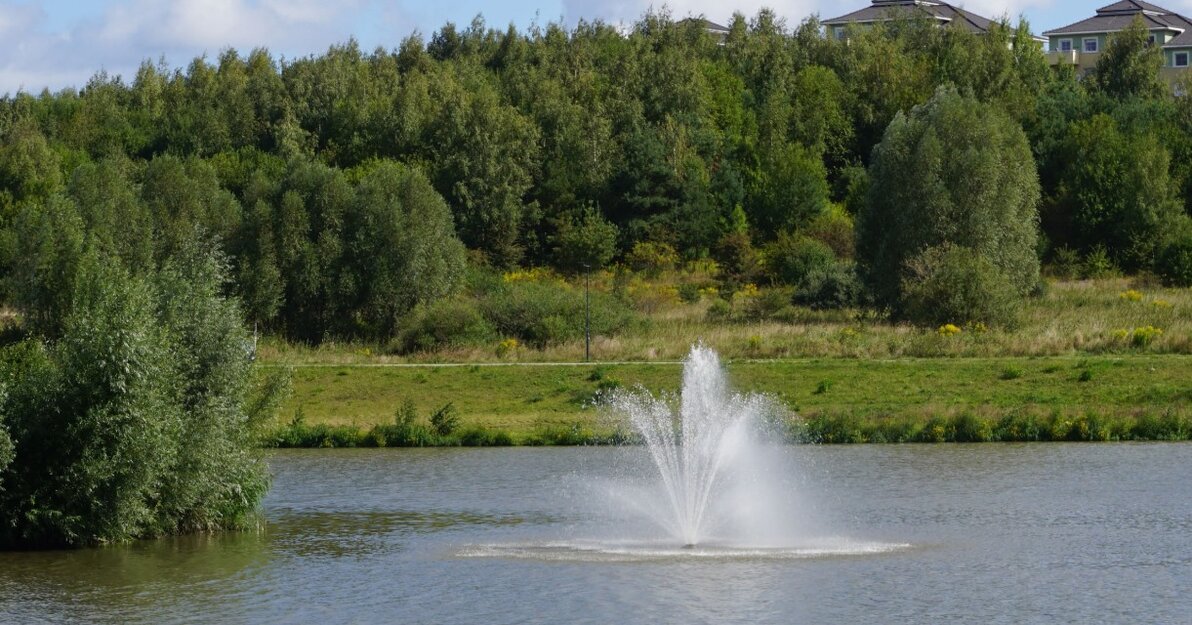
[[263, 355, 1192, 445], [260, 277, 1191, 445]]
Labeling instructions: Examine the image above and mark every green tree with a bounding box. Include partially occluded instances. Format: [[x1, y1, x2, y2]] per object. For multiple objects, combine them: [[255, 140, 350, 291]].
[[551, 205, 619, 272], [2, 195, 85, 336], [858, 87, 1040, 312], [1053, 115, 1181, 269], [1089, 16, 1167, 100], [0, 245, 278, 547], [0, 120, 62, 218], [345, 161, 467, 337], [749, 141, 830, 236]]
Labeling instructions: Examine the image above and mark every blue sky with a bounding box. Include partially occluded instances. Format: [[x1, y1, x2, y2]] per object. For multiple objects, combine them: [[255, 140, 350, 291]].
[[3, 1, 1189, 96]]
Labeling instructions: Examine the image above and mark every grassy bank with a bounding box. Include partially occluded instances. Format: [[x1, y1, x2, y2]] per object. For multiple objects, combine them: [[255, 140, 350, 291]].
[[262, 354, 1192, 446], [258, 278, 1192, 363]]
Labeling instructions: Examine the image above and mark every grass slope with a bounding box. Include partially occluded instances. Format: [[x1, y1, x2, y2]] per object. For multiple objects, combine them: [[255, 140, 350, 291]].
[[270, 355, 1191, 440]]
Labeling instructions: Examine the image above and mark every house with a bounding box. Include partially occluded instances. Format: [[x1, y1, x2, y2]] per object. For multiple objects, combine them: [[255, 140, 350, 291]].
[[1042, 1, 1192, 81], [821, 0, 1038, 42]]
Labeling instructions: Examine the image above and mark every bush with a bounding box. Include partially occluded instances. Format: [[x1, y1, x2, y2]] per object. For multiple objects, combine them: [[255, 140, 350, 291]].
[[901, 244, 1020, 328], [394, 298, 495, 353], [1082, 245, 1119, 279], [743, 287, 796, 321], [626, 241, 678, 276], [805, 205, 855, 260], [551, 206, 619, 273], [1156, 227, 1192, 287], [766, 233, 836, 286], [794, 262, 862, 310], [480, 279, 632, 347], [1050, 246, 1082, 280], [429, 402, 460, 436], [0, 246, 281, 548]]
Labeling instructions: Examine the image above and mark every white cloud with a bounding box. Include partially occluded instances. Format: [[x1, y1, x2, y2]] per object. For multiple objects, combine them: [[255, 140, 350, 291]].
[[0, 0, 380, 95]]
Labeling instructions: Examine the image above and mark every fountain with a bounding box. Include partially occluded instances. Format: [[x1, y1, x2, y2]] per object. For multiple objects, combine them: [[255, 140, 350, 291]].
[[606, 344, 780, 547], [462, 345, 911, 561]]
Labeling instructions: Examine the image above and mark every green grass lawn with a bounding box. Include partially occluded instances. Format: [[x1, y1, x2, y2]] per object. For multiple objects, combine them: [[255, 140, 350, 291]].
[[270, 354, 1192, 439]]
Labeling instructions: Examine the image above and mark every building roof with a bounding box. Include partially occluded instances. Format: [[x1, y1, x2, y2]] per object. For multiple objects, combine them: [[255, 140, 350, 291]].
[[1043, 1, 1192, 36], [1165, 29, 1192, 47], [676, 18, 730, 34], [822, 1, 993, 35]]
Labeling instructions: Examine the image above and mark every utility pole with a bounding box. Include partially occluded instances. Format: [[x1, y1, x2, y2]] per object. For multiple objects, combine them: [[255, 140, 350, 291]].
[[584, 264, 591, 362]]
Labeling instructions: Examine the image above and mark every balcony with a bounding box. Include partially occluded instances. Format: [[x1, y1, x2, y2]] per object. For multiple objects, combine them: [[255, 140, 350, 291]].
[[1046, 49, 1100, 71]]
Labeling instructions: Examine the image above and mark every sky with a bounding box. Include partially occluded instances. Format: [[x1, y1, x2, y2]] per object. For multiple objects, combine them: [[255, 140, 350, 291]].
[[4, 0, 1192, 96]]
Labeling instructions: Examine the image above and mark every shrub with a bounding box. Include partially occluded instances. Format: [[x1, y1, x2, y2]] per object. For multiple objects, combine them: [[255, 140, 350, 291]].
[[766, 233, 836, 287], [480, 279, 632, 347], [743, 287, 796, 321], [676, 282, 702, 303], [626, 241, 679, 276], [804, 204, 855, 260], [551, 205, 619, 273], [705, 298, 732, 321], [794, 262, 862, 310], [429, 402, 460, 436], [1082, 245, 1119, 279], [1050, 246, 1082, 280], [1156, 228, 1192, 287], [0, 246, 281, 548], [394, 298, 495, 353], [951, 413, 994, 442], [900, 244, 1020, 328]]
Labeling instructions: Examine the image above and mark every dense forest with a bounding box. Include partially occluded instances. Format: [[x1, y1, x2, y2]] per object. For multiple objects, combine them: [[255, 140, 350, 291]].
[[2, 11, 1192, 344]]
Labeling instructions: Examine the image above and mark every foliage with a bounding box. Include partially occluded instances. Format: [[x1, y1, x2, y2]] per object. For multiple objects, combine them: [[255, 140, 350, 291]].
[[1156, 221, 1192, 286], [479, 278, 632, 347], [0, 245, 283, 547], [0, 11, 1189, 345], [1051, 115, 1181, 270], [901, 244, 1021, 328], [551, 205, 619, 273], [766, 233, 836, 287], [794, 262, 862, 310], [1088, 16, 1167, 101], [858, 86, 1040, 312], [429, 402, 461, 436], [394, 297, 495, 353]]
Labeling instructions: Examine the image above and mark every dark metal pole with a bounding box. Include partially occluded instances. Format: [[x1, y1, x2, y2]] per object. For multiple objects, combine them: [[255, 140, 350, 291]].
[[584, 264, 591, 362]]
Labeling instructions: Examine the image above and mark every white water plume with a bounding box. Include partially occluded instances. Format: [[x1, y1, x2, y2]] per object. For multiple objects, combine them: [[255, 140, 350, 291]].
[[605, 344, 788, 547]]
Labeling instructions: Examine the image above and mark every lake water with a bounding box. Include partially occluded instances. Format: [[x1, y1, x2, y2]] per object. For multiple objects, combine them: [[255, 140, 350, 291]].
[[1, 444, 1190, 625]]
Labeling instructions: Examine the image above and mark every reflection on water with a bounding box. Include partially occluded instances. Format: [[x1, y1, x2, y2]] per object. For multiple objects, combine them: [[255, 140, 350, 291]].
[[1, 445, 1190, 625]]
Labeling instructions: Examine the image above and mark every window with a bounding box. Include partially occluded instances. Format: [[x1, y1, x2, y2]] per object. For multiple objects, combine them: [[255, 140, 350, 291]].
[[1084, 38, 1099, 53], [1058, 39, 1073, 52], [1176, 51, 1190, 67], [833, 26, 845, 40], [1147, 34, 1157, 46]]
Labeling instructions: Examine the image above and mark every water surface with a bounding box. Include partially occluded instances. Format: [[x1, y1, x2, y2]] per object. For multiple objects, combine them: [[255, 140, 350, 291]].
[[1, 444, 1189, 624]]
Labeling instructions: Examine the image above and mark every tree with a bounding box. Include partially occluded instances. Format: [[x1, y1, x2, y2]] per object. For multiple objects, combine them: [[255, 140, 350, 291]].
[[1053, 115, 1181, 269], [344, 161, 467, 337], [1089, 16, 1167, 101], [551, 205, 619, 272], [0, 245, 279, 548], [0, 119, 61, 218], [857, 86, 1040, 313], [2, 195, 85, 336], [750, 140, 829, 236]]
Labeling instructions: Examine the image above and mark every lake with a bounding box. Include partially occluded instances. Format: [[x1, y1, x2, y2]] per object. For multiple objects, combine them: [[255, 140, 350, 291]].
[[2, 444, 1190, 624]]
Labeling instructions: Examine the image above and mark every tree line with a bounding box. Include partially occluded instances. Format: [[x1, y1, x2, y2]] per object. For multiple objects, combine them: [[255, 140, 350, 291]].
[[2, 11, 1191, 342]]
